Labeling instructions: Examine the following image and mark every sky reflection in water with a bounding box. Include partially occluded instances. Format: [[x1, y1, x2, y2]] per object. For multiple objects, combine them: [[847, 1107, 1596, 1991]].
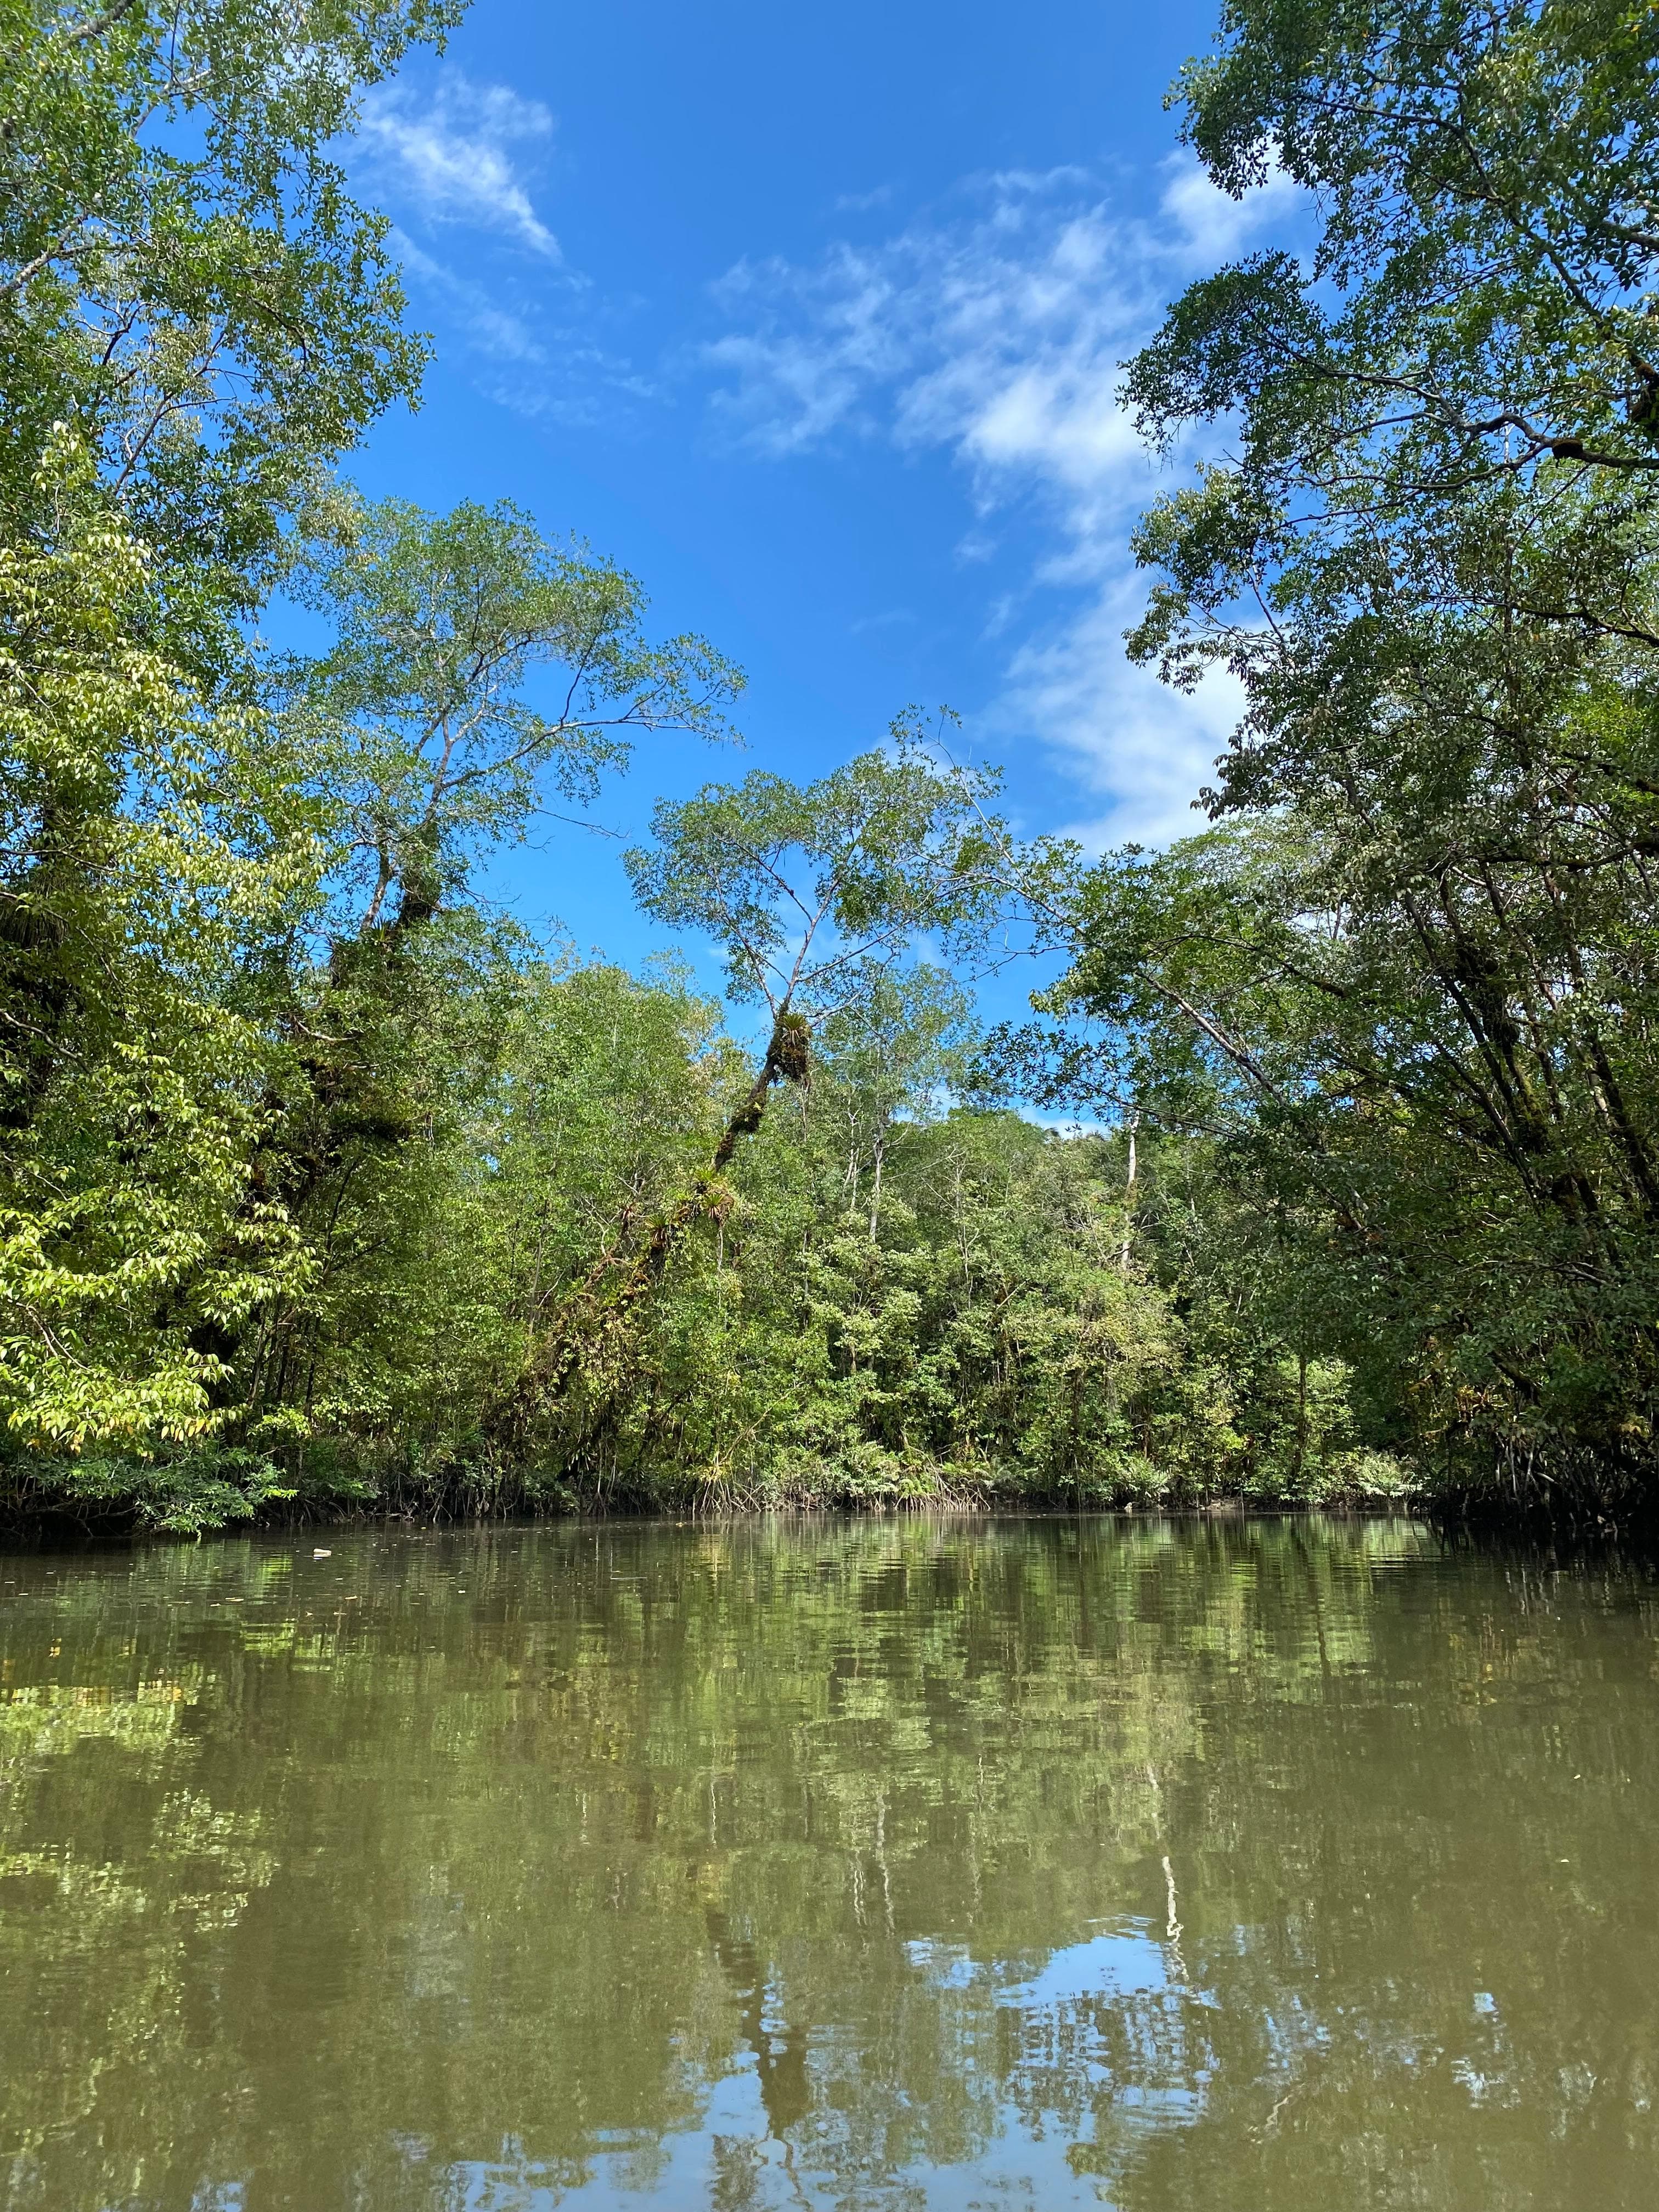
[[1, 1515, 1655, 2210]]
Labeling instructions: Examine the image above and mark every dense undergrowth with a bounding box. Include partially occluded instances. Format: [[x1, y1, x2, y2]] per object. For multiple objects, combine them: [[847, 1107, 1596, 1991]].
[[0, 956, 1416, 1537]]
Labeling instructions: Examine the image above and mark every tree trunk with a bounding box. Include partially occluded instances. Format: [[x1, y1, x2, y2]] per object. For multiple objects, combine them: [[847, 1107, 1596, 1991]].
[[485, 1008, 812, 1451]]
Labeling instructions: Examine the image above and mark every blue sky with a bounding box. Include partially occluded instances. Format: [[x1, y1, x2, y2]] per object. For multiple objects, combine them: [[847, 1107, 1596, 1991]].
[[335, 0, 1298, 1017]]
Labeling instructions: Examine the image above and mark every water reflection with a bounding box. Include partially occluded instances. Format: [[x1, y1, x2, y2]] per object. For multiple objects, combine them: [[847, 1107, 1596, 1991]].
[[1, 1516, 1656, 2208]]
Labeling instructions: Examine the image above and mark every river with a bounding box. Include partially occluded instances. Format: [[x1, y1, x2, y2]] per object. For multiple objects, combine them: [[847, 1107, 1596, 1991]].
[[1, 1515, 1655, 2208]]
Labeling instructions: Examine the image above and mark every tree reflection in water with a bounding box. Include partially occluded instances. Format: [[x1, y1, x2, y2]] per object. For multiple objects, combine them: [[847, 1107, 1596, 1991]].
[[1, 1515, 1655, 2209]]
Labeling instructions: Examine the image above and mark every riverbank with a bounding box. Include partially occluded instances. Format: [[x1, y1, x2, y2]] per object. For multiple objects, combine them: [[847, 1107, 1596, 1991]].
[[19, 1432, 1651, 1547], [0, 1442, 1422, 1543]]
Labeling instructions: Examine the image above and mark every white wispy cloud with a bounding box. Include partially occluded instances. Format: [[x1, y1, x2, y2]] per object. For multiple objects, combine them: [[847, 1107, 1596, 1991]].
[[1158, 148, 1300, 263], [388, 228, 662, 436], [701, 158, 1299, 844], [833, 184, 895, 215], [998, 577, 1249, 849], [390, 232, 549, 362], [357, 78, 563, 259]]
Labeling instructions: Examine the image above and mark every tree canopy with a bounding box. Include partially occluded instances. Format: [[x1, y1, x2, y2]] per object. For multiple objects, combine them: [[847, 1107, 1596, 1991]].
[[1017, 0, 1659, 1517], [10, 0, 1659, 1532]]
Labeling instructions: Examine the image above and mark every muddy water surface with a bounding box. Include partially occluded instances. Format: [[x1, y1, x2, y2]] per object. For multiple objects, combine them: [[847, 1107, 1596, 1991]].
[[1, 1515, 1655, 2208]]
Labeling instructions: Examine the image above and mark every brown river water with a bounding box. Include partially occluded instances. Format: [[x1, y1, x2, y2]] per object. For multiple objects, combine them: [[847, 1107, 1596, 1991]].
[[1, 1514, 1655, 2209]]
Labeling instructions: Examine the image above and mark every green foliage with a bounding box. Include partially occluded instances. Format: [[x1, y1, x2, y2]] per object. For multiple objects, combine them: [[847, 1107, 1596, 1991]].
[[387, 976, 1401, 1516], [0, 439, 317, 1497], [0, 0, 464, 607], [0, 452, 1404, 1531], [285, 491, 744, 933], [1029, 0, 1659, 1516], [626, 726, 1010, 1024], [0, 0, 1419, 1535], [1134, 0, 1659, 505]]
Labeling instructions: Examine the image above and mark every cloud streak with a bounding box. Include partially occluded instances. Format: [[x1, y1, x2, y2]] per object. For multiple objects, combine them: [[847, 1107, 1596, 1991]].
[[389, 232, 548, 362], [357, 78, 564, 259], [701, 158, 1299, 844]]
